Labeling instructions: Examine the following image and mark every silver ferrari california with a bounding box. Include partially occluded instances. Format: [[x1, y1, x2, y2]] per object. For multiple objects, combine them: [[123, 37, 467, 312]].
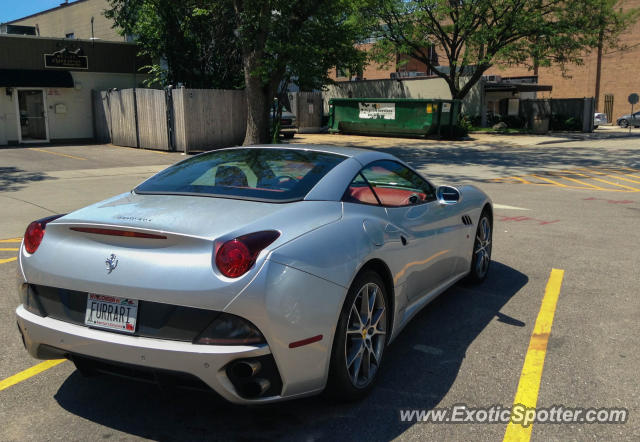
[[15, 145, 493, 404]]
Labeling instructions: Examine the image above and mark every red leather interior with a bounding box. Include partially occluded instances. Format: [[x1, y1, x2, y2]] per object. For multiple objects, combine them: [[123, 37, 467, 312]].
[[347, 186, 426, 207], [347, 186, 379, 205]]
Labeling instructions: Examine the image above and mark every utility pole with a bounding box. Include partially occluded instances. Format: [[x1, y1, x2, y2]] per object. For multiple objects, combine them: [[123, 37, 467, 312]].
[[594, 0, 606, 111], [595, 28, 604, 111]]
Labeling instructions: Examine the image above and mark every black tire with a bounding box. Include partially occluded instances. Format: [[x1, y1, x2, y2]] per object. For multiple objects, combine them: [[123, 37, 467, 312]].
[[594, 125, 599, 129], [325, 270, 388, 401], [467, 210, 492, 283], [619, 119, 629, 128]]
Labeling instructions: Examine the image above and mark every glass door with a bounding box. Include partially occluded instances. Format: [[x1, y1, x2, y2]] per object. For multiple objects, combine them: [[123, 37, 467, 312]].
[[17, 90, 49, 143]]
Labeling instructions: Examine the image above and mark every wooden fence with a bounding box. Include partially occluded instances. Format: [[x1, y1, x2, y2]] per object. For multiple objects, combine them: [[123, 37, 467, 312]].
[[93, 87, 246, 152], [172, 88, 246, 153], [287, 91, 323, 133]]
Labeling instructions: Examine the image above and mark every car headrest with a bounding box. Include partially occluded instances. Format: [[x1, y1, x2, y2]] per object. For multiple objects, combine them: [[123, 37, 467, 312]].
[[215, 165, 248, 187]]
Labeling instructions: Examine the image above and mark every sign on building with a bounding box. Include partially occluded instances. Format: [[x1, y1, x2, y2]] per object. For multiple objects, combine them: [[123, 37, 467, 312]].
[[44, 48, 88, 69], [358, 102, 396, 120]]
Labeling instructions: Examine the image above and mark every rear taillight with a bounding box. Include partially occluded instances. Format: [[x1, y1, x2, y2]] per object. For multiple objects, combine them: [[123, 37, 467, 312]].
[[23, 214, 65, 254], [215, 230, 280, 278]]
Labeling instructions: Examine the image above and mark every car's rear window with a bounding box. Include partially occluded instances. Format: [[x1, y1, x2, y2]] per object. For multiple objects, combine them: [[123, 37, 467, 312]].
[[135, 148, 345, 202]]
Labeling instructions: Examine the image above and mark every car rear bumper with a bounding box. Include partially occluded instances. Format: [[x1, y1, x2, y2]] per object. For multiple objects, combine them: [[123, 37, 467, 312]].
[[15, 305, 313, 404]]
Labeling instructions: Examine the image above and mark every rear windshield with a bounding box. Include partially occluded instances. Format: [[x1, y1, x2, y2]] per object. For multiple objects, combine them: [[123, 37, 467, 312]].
[[135, 148, 345, 202]]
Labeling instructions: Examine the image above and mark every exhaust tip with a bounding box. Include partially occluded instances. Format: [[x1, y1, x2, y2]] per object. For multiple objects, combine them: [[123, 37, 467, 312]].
[[239, 378, 270, 398], [231, 360, 261, 378]]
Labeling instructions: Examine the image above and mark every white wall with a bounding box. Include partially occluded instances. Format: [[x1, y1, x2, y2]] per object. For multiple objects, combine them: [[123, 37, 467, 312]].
[[47, 72, 144, 141], [0, 71, 144, 144]]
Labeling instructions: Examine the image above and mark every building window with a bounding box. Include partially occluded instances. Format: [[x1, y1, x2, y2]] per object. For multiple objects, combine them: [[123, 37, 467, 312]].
[[336, 67, 347, 78], [65, 32, 75, 39]]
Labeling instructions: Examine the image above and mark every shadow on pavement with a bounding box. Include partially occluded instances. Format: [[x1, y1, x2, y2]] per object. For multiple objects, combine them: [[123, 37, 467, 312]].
[[0, 167, 52, 192], [53, 261, 527, 441], [294, 135, 640, 184], [376, 145, 640, 184]]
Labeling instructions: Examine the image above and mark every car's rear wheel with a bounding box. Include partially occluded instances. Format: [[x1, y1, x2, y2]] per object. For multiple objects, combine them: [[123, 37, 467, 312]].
[[619, 119, 629, 128], [467, 211, 492, 283], [326, 271, 388, 401]]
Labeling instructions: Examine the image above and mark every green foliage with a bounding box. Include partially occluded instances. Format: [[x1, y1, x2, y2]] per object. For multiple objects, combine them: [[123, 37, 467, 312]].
[[358, 0, 639, 99], [457, 113, 473, 134], [551, 115, 582, 131], [106, 0, 243, 88], [232, 0, 369, 143], [232, 0, 368, 92], [107, 0, 368, 143]]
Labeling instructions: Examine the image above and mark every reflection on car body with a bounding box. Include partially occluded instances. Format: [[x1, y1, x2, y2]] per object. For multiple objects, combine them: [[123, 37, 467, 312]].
[[15, 145, 492, 404]]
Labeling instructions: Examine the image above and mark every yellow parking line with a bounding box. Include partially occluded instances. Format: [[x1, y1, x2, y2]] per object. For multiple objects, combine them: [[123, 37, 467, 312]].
[[554, 171, 609, 190], [0, 257, 17, 264], [0, 238, 22, 243], [588, 177, 640, 191], [511, 176, 533, 184], [0, 248, 18, 251], [576, 167, 640, 181], [553, 171, 614, 191], [579, 169, 640, 185], [530, 175, 570, 187], [504, 269, 565, 442], [28, 148, 87, 161], [0, 360, 66, 392], [617, 166, 640, 173]]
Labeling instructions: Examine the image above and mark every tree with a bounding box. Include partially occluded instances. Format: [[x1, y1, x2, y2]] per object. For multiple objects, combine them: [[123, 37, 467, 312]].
[[591, 1, 640, 110], [360, 0, 639, 101], [232, 0, 367, 144], [107, 0, 366, 145], [106, 0, 243, 89]]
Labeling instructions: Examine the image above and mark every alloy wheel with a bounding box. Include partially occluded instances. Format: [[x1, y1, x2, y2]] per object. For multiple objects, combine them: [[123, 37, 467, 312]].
[[474, 216, 492, 278], [344, 282, 387, 388]]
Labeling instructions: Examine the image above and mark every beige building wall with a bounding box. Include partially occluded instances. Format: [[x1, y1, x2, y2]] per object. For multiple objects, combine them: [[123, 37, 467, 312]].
[[10, 0, 123, 42], [0, 71, 144, 143]]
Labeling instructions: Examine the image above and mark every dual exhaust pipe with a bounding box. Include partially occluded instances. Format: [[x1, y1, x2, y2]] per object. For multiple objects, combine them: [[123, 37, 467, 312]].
[[231, 360, 271, 398]]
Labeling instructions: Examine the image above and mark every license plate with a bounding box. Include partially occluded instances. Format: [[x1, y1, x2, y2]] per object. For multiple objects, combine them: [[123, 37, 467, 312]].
[[85, 293, 138, 333]]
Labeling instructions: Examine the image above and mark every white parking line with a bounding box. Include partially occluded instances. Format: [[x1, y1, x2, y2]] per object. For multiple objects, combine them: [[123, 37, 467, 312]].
[[494, 204, 531, 211]]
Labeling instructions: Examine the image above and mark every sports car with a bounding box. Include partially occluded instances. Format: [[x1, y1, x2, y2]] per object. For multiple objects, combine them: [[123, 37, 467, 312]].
[[15, 145, 493, 404]]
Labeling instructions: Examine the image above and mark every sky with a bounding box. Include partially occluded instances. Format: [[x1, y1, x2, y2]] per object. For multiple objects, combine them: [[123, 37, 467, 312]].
[[0, 0, 81, 24]]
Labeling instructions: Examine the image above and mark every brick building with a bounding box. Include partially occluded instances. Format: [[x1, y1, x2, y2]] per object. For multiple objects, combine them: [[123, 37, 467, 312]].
[[486, 0, 640, 122], [332, 0, 640, 124]]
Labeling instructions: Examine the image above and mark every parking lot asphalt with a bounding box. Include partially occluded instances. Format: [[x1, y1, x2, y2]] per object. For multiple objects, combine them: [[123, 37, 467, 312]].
[[1, 137, 639, 441]]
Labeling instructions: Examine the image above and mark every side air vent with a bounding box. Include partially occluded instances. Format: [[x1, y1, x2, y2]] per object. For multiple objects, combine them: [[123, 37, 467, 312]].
[[461, 215, 473, 226]]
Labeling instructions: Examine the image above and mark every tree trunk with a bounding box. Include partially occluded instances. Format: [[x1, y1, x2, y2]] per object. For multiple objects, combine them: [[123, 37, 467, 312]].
[[242, 51, 271, 145]]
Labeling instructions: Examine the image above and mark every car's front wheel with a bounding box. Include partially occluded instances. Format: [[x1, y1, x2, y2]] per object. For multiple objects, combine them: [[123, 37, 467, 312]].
[[326, 271, 388, 401], [619, 119, 629, 128], [467, 211, 492, 283]]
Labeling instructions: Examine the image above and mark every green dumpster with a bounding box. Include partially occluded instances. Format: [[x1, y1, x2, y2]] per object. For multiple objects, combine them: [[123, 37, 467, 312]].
[[328, 98, 461, 137]]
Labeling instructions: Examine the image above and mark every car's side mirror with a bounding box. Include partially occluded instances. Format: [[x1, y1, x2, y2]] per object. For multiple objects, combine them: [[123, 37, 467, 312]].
[[436, 186, 461, 205]]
